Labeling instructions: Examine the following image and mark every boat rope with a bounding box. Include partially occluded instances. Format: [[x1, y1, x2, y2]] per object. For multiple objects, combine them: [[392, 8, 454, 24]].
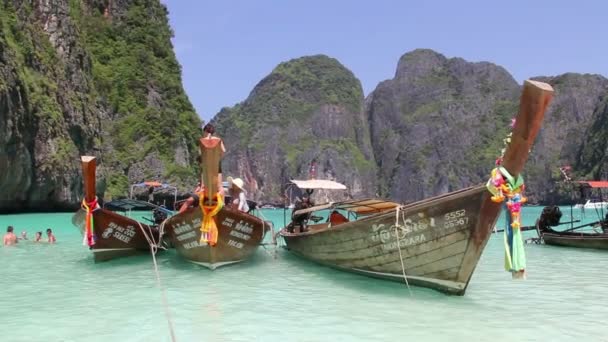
[[253, 209, 280, 259], [394, 205, 413, 296], [137, 220, 177, 342]]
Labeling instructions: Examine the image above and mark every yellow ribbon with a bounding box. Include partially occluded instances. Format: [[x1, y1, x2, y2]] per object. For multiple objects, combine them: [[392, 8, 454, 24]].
[[199, 192, 224, 246]]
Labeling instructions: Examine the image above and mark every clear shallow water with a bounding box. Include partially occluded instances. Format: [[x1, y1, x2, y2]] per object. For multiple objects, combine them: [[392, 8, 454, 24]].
[[1, 206, 608, 342]]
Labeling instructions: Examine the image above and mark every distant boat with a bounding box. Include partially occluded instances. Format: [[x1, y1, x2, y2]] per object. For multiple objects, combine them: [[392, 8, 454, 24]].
[[72, 157, 175, 262], [574, 199, 608, 210], [278, 80, 554, 295], [536, 181, 608, 250]]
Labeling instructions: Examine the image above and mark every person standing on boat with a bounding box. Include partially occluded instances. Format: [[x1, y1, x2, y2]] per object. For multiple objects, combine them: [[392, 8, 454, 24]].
[[290, 194, 315, 232], [46, 228, 56, 244], [3, 226, 18, 245], [228, 177, 249, 212], [201, 123, 226, 195]]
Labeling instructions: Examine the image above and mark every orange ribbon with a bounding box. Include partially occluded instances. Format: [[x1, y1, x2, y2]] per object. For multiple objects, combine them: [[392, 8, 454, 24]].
[[199, 192, 224, 246], [81, 197, 98, 247]]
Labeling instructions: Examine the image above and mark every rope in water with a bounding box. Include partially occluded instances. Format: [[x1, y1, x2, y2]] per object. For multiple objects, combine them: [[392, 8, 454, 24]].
[[254, 210, 278, 258], [394, 206, 413, 296], [137, 219, 176, 342]]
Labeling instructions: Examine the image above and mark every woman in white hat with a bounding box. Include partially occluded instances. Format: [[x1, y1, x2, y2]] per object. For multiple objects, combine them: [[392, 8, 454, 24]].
[[228, 177, 249, 212]]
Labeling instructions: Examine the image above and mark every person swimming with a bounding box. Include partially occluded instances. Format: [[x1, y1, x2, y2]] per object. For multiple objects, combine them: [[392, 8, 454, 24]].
[[34, 232, 43, 242], [46, 228, 56, 244], [18, 231, 28, 240], [3, 226, 18, 245]]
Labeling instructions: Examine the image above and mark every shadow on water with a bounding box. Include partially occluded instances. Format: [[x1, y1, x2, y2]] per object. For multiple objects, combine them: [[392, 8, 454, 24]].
[[275, 246, 474, 304]]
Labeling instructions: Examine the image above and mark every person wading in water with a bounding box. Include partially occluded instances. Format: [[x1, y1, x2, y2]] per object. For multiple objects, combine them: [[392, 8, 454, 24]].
[[3, 226, 18, 245]]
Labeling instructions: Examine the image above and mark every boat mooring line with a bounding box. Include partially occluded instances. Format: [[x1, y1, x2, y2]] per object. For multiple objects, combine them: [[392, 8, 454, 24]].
[[138, 220, 177, 342], [395, 206, 413, 296], [256, 209, 279, 258]]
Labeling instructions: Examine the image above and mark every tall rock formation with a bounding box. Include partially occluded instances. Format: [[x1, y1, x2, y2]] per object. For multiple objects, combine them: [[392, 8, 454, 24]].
[[214, 55, 376, 203], [366, 49, 520, 203], [0, 0, 201, 212], [525, 74, 608, 202], [215, 50, 608, 205], [576, 95, 608, 181]]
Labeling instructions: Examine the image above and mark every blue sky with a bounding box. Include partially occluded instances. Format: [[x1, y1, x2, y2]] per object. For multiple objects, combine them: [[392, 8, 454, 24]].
[[162, 0, 606, 121]]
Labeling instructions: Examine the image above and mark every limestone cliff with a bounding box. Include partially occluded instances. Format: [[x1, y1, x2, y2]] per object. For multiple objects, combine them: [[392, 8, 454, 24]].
[[525, 74, 608, 202], [366, 49, 521, 203], [576, 95, 608, 181], [0, 0, 200, 212], [215, 50, 608, 205], [213, 55, 376, 204]]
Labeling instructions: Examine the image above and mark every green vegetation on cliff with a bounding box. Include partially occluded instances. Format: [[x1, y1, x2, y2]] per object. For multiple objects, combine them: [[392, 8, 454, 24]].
[[0, 0, 202, 210], [0, 1, 78, 164], [216, 55, 363, 147], [71, 0, 201, 197]]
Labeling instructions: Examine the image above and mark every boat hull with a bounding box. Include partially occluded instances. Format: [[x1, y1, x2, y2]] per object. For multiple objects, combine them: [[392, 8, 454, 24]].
[[164, 206, 267, 269], [542, 231, 608, 250], [72, 208, 161, 262], [280, 186, 500, 295]]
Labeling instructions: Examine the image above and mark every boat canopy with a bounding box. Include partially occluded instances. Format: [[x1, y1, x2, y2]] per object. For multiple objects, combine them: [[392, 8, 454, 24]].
[[129, 181, 178, 203], [575, 181, 608, 188], [132, 181, 176, 189], [290, 179, 347, 190], [104, 199, 173, 214], [335, 199, 400, 215], [292, 198, 400, 217]]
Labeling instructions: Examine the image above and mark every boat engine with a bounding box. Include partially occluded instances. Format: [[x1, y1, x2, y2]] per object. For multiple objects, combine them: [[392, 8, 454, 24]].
[[153, 208, 168, 225], [538, 205, 562, 229]]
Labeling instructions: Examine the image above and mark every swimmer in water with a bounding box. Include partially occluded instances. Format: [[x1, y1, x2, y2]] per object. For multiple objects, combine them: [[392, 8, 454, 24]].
[[46, 228, 56, 244], [34, 232, 43, 242], [3, 226, 18, 246], [18, 231, 28, 240]]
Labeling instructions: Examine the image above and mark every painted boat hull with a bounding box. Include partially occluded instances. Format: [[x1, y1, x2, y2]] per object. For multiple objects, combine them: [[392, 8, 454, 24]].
[[164, 206, 267, 269], [280, 186, 500, 295], [72, 208, 161, 262], [542, 231, 608, 250]]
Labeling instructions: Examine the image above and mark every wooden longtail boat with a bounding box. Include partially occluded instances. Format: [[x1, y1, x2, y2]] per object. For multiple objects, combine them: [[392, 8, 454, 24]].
[[279, 80, 554, 295], [164, 206, 268, 269], [536, 181, 608, 250], [541, 229, 608, 250], [163, 137, 269, 269], [72, 156, 170, 262]]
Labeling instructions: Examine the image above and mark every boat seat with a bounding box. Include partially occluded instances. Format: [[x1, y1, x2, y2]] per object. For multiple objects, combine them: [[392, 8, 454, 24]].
[[328, 210, 349, 227]]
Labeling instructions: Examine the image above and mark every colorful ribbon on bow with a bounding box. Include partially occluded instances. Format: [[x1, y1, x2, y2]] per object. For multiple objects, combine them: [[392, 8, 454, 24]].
[[199, 192, 224, 246], [486, 166, 527, 279], [81, 197, 98, 247]]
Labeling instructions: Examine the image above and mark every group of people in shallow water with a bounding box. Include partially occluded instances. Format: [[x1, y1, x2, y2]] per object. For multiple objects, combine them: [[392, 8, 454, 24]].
[[3, 226, 56, 246], [178, 123, 250, 214]]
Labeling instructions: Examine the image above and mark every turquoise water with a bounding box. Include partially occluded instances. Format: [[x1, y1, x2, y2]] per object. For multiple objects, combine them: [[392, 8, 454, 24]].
[[1, 206, 608, 341]]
